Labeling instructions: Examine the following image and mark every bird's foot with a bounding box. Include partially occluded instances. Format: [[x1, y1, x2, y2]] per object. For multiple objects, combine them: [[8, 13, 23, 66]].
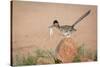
[[63, 34, 71, 38]]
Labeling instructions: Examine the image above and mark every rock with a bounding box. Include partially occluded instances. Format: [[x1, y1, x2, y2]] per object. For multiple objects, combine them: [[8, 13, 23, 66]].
[[56, 37, 77, 63]]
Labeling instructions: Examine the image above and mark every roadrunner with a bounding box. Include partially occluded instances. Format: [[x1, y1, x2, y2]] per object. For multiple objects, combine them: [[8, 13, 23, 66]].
[[49, 10, 91, 37]]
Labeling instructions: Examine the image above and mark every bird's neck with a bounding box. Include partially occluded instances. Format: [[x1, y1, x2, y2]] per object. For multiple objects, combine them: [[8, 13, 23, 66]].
[[56, 25, 60, 29]]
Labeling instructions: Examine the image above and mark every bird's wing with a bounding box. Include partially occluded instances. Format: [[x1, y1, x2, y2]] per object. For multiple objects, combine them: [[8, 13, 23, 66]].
[[60, 25, 71, 32]]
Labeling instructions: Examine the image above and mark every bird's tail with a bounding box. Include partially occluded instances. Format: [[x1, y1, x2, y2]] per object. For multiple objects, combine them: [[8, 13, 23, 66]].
[[72, 10, 91, 27]]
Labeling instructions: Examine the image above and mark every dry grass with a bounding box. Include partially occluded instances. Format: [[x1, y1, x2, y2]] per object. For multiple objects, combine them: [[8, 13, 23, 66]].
[[14, 44, 97, 66]]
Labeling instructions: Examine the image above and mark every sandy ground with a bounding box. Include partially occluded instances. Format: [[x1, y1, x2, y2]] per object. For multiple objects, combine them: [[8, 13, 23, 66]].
[[12, 1, 97, 64]]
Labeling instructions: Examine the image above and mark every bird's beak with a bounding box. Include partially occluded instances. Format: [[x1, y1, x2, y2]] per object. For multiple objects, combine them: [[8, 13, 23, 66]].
[[48, 25, 54, 28], [48, 25, 54, 38]]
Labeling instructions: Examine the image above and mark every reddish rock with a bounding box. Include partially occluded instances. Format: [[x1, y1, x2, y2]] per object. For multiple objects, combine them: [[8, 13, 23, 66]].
[[56, 38, 77, 63]]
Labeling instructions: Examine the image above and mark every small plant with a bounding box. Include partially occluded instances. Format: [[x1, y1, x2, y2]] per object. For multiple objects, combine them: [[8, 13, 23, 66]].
[[14, 44, 97, 66], [15, 49, 57, 65], [47, 50, 62, 63], [73, 43, 97, 62], [73, 55, 81, 62], [22, 55, 37, 65]]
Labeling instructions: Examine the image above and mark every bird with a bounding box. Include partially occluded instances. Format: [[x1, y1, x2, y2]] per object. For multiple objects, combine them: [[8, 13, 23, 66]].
[[49, 10, 91, 37]]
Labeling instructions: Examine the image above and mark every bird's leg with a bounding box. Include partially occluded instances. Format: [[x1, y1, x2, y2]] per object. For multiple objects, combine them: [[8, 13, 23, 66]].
[[66, 34, 71, 38], [63, 31, 71, 38]]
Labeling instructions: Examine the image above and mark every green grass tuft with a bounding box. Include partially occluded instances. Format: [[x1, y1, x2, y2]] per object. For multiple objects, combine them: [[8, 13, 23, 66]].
[[14, 44, 97, 66]]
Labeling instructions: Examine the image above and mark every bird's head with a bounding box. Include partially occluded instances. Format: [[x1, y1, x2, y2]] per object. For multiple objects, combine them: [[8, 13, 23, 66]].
[[53, 20, 60, 28], [48, 20, 60, 28]]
